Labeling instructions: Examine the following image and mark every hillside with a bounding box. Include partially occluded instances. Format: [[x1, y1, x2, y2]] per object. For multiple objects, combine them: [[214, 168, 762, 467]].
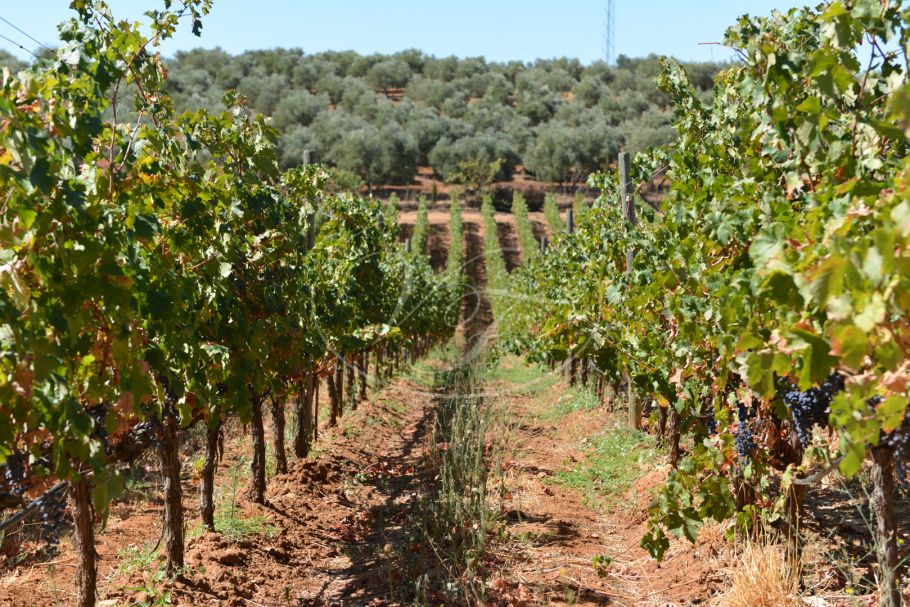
[[160, 49, 720, 189]]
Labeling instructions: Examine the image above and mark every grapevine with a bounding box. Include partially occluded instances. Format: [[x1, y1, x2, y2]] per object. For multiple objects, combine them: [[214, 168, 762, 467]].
[[496, 1, 910, 602], [0, 2, 460, 603]]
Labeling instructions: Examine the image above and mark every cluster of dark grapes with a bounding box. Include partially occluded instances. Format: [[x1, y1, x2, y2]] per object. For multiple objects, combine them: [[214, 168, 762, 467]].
[[704, 406, 717, 435], [734, 401, 756, 459], [2, 452, 67, 550], [886, 430, 910, 485], [875, 396, 910, 485], [3, 452, 26, 496], [780, 372, 845, 448], [37, 489, 67, 549], [87, 405, 110, 453]]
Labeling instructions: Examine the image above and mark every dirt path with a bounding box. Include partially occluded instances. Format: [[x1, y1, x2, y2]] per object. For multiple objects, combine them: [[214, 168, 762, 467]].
[[0, 368, 446, 607], [486, 359, 726, 607]]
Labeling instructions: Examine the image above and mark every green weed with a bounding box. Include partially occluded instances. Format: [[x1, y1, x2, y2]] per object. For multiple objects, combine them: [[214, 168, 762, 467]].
[[116, 544, 159, 576], [342, 423, 363, 439], [412, 359, 504, 604], [542, 386, 601, 420], [124, 567, 172, 606], [486, 355, 559, 397], [383, 400, 406, 415], [551, 427, 657, 509], [188, 455, 277, 543], [511, 529, 557, 546]]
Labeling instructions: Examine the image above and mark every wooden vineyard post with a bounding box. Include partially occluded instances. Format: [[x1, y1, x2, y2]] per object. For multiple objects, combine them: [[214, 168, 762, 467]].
[[327, 361, 340, 427], [620, 152, 637, 270], [619, 152, 641, 430], [293, 379, 309, 459], [346, 356, 356, 411], [336, 355, 345, 416], [313, 378, 320, 442], [358, 351, 368, 401], [270, 396, 288, 474], [200, 416, 221, 530], [565, 208, 576, 386], [248, 392, 267, 504]]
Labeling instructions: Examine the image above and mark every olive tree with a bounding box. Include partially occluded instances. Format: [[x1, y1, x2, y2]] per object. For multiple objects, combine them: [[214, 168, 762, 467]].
[[367, 59, 412, 95]]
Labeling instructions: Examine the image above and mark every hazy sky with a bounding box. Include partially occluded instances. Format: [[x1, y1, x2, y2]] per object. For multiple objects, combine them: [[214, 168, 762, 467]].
[[2, 1, 806, 64]]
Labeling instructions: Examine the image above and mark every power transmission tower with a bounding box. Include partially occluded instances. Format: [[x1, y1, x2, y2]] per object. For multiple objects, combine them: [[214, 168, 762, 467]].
[[604, 0, 616, 65]]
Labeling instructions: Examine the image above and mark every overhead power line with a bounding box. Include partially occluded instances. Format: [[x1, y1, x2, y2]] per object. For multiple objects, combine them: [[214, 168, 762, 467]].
[[0, 15, 51, 51], [0, 31, 41, 59]]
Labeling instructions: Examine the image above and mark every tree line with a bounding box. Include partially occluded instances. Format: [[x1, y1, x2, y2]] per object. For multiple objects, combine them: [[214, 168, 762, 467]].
[[0, 46, 721, 191]]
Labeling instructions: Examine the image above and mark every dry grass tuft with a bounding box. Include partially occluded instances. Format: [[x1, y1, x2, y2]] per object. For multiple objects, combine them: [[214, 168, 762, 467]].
[[717, 541, 801, 607]]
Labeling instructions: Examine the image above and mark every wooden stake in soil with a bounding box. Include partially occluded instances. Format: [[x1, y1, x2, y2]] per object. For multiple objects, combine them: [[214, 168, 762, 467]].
[[270, 396, 288, 474], [200, 416, 221, 530], [71, 474, 97, 607], [294, 376, 315, 459], [656, 406, 668, 446], [313, 378, 320, 442], [335, 356, 344, 417], [327, 367, 340, 428], [619, 152, 641, 430], [375, 346, 384, 390], [358, 351, 368, 401], [667, 407, 681, 468], [249, 392, 267, 504], [346, 355, 357, 411], [871, 445, 902, 607]]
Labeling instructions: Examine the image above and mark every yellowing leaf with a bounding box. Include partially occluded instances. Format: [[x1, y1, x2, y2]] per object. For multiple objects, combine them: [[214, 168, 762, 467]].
[[854, 293, 886, 332]]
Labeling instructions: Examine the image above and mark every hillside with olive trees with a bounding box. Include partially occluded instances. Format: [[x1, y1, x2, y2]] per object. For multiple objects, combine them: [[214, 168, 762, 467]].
[[158, 48, 720, 191]]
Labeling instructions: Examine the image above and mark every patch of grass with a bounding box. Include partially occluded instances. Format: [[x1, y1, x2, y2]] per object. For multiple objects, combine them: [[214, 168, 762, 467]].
[[116, 544, 159, 576], [188, 455, 277, 543], [123, 567, 173, 607], [122, 473, 157, 502], [551, 427, 657, 509], [542, 386, 601, 420], [719, 540, 801, 607], [370, 412, 403, 429], [209, 511, 277, 543], [511, 529, 557, 546], [265, 443, 277, 478], [485, 355, 559, 396], [403, 339, 463, 388], [383, 399, 406, 415], [342, 423, 363, 439]]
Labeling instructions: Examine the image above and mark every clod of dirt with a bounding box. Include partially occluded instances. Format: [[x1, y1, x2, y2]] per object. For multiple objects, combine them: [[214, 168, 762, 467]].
[[266, 546, 289, 562], [213, 547, 247, 566]]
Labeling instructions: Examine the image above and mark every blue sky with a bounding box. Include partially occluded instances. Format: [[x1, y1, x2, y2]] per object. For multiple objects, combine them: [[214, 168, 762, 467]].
[[2, 1, 805, 64]]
